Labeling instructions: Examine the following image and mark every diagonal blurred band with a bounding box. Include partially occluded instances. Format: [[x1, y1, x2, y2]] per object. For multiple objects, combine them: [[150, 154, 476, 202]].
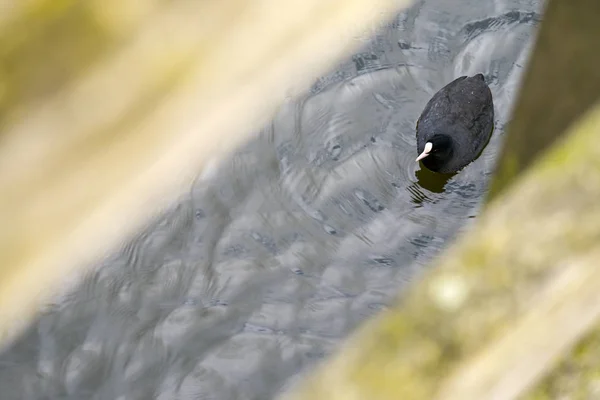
[[0, 0, 413, 347]]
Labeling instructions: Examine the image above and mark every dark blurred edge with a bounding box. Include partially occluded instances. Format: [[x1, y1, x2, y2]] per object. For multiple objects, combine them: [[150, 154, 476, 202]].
[[486, 0, 600, 203]]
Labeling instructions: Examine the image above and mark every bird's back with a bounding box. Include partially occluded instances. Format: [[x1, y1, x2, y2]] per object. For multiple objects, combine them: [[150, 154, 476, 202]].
[[416, 74, 494, 164]]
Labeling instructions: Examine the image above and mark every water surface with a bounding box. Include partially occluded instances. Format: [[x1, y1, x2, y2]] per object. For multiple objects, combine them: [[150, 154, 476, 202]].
[[0, 0, 543, 399]]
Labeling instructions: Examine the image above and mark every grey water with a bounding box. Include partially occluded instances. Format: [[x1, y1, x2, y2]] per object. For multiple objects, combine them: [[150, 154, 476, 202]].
[[0, 0, 543, 399]]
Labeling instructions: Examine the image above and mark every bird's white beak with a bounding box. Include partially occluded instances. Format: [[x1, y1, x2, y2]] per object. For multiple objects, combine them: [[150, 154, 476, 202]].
[[415, 142, 433, 162]]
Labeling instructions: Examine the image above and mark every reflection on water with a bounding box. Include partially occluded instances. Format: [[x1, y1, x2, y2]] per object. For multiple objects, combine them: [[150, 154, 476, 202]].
[[0, 1, 543, 399], [415, 165, 455, 194], [407, 165, 455, 206]]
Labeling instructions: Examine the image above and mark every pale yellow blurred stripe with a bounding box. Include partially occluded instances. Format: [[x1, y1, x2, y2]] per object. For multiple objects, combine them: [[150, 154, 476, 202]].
[[0, 0, 160, 31], [0, 0, 413, 347]]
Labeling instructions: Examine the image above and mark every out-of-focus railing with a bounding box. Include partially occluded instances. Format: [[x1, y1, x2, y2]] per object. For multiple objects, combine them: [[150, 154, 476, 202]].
[[0, 0, 412, 347]]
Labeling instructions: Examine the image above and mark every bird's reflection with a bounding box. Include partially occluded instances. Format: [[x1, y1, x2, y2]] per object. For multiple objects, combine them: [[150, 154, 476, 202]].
[[407, 164, 456, 205]]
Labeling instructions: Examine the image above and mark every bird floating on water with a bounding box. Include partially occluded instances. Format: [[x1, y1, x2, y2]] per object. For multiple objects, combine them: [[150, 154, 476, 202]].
[[415, 73, 494, 174]]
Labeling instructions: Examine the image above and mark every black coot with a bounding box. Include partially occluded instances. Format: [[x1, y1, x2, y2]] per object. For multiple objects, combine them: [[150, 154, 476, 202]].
[[415, 73, 494, 174]]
